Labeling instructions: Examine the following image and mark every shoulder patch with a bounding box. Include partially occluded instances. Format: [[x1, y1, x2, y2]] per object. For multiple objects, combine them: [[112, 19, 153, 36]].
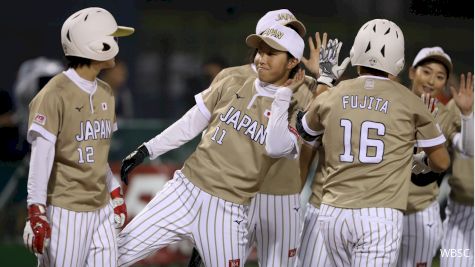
[[34, 113, 46, 126]]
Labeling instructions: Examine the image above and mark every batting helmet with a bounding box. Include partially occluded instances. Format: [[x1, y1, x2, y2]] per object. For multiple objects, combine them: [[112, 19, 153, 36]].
[[350, 19, 405, 76], [61, 7, 134, 61]]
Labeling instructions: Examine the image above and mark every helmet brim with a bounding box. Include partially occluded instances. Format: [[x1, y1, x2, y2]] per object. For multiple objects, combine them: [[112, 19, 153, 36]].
[[113, 26, 135, 37]]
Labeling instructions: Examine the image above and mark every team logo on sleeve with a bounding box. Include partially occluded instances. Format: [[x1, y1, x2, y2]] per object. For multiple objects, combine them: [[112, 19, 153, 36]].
[[101, 102, 108, 110], [229, 259, 240, 267], [34, 113, 46, 125]]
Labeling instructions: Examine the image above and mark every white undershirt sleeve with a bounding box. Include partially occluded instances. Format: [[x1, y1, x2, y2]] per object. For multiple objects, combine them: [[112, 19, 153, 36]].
[[265, 87, 299, 159], [27, 134, 55, 207], [106, 164, 121, 192], [145, 105, 209, 160], [452, 112, 474, 157]]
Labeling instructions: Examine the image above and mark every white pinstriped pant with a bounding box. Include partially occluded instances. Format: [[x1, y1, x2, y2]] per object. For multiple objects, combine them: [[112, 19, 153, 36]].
[[37, 203, 117, 267], [317, 204, 403, 267], [397, 201, 442, 267], [296, 203, 329, 267], [440, 198, 474, 267], [246, 193, 301, 267], [117, 170, 249, 267]]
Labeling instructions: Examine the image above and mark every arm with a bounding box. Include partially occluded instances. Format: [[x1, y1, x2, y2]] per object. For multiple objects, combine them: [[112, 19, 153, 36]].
[[121, 105, 209, 184], [24, 134, 55, 254], [265, 70, 305, 158], [450, 72, 474, 156], [422, 144, 450, 173]]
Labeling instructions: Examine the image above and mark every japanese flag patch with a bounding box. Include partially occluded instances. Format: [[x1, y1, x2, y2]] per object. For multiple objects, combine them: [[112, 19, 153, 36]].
[[264, 109, 271, 118], [102, 102, 108, 110], [34, 113, 46, 125]]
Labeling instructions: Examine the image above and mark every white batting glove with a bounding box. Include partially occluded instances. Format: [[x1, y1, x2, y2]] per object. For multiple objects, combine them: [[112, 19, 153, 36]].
[[412, 151, 431, 175], [317, 38, 350, 87]]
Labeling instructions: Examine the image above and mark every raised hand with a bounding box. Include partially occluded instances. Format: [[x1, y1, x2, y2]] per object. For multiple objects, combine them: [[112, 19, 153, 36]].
[[317, 38, 350, 87], [301, 32, 327, 76], [421, 93, 439, 119], [450, 72, 474, 115], [283, 69, 306, 93]]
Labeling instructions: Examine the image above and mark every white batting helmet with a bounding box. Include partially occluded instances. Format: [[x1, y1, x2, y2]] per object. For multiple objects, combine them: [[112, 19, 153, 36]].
[[350, 19, 405, 76], [61, 7, 134, 61]]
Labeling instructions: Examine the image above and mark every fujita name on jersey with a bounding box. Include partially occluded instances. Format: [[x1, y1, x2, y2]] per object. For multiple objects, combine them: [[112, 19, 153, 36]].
[[220, 106, 267, 145], [342, 95, 390, 114], [75, 119, 112, 141]]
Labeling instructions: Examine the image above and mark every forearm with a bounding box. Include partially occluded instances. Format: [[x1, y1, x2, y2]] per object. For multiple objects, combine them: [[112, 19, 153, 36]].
[[460, 112, 474, 156], [265, 88, 299, 158], [27, 135, 55, 206], [106, 164, 120, 192], [145, 105, 209, 159]]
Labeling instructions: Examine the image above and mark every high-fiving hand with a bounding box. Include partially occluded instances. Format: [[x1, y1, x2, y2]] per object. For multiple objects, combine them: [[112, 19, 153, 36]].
[[450, 72, 473, 116], [317, 38, 350, 86]]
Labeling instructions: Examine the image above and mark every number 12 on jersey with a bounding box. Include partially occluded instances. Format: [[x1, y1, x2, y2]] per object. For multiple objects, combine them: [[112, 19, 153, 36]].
[[340, 119, 385, 163]]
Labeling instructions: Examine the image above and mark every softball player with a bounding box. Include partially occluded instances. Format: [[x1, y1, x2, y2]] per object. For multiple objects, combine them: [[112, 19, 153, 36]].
[[296, 19, 450, 267], [296, 38, 351, 267], [118, 24, 305, 267], [397, 47, 462, 267], [22, 7, 132, 266], [185, 9, 318, 267], [440, 75, 474, 267]]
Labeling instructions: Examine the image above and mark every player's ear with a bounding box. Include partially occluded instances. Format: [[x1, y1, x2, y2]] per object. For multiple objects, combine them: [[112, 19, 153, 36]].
[[287, 57, 299, 70], [408, 66, 416, 81]]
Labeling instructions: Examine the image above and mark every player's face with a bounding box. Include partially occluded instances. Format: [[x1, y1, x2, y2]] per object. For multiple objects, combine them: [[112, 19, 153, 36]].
[[256, 42, 293, 86], [410, 62, 448, 97]]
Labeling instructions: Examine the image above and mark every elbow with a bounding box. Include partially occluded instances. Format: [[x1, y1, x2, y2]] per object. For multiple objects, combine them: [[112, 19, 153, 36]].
[[265, 143, 286, 158], [431, 156, 451, 173]]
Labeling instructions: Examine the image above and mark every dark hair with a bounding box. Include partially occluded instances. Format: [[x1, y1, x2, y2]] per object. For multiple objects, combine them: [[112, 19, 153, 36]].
[[65, 56, 92, 69], [287, 52, 300, 78], [415, 58, 450, 78], [359, 66, 388, 78]]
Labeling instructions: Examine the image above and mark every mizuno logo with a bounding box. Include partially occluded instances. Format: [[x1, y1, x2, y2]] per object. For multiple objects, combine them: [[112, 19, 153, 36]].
[[234, 219, 243, 225], [293, 207, 300, 212], [75, 106, 84, 112], [235, 93, 244, 99]]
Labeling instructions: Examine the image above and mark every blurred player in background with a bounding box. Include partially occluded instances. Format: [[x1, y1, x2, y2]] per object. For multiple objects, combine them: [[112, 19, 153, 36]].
[[22, 7, 132, 266], [397, 47, 473, 267], [440, 72, 473, 267], [118, 23, 306, 267], [297, 19, 450, 266]]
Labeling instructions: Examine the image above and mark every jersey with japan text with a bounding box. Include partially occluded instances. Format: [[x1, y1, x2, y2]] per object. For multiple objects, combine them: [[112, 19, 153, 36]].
[[182, 74, 302, 204], [28, 73, 116, 211], [211, 64, 315, 195], [309, 76, 446, 210]]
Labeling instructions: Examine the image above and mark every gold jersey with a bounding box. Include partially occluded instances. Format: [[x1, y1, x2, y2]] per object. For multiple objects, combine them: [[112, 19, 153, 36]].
[[446, 99, 474, 205], [210, 65, 315, 195], [308, 76, 445, 210], [28, 74, 116, 211], [406, 102, 455, 213]]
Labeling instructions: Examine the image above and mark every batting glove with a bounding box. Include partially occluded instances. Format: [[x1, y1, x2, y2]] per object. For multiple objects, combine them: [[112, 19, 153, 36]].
[[110, 187, 127, 229], [23, 204, 51, 254], [121, 144, 149, 185], [317, 38, 350, 87], [412, 151, 431, 175]]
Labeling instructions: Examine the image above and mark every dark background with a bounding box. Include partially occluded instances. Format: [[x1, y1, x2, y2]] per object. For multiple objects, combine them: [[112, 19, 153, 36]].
[[0, 0, 473, 120]]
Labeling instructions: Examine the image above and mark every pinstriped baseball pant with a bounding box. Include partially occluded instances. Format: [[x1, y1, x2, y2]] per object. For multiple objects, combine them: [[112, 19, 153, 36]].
[[397, 201, 442, 267], [246, 193, 301, 267], [317, 204, 403, 267], [37, 203, 117, 267], [440, 198, 474, 267], [117, 170, 249, 267], [296, 203, 330, 267]]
